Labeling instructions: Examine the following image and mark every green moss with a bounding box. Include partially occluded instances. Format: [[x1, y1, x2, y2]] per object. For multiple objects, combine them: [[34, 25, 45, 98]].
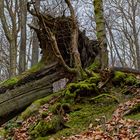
[[30, 115, 63, 138], [125, 113, 140, 120], [91, 93, 119, 103], [35, 102, 117, 139], [50, 102, 71, 115], [0, 62, 45, 88], [125, 103, 140, 120], [47, 102, 117, 139], [17, 92, 61, 121], [1, 77, 18, 87], [64, 81, 99, 102], [85, 74, 101, 84], [27, 81, 118, 139], [112, 71, 139, 86], [41, 112, 49, 118], [0, 128, 6, 138], [88, 58, 100, 71], [125, 75, 137, 85], [27, 62, 45, 73], [112, 71, 126, 84], [50, 103, 62, 114]]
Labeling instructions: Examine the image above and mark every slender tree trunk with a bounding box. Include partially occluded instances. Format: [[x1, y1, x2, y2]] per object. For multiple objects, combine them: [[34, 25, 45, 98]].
[[0, 0, 17, 77], [31, 29, 39, 66], [10, 39, 17, 77], [94, 0, 108, 69], [31, 0, 40, 66], [19, 0, 27, 73], [132, 10, 140, 70]]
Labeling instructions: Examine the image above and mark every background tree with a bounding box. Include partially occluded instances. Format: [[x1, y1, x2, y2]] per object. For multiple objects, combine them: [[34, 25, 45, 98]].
[[0, 0, 19, 77], [93, 0, 108, 69], [105, 0, 140, 69], [31, 0, 40, 66], [19, 0, 27, 73]]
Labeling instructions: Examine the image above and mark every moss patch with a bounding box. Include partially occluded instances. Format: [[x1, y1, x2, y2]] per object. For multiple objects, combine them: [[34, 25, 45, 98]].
[[0, 62, 45, 88], [112, 71, 126, 84], [125, 103, 140, 120], [17, 92, 61, 121], [36, 101, 117, 139], [0, 128, 6, 138], [125, 113, 140, 120], [30, 115, 64, 138], [64, 80, 99, 103], [1, 77, 18, 87], [125, 74, 137, 85], [87, 58, 100, 71], [112, 71, 139, 87], [91, 93, 119, 103]]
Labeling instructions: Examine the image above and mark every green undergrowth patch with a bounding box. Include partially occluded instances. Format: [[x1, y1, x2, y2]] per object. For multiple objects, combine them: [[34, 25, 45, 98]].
[[112, 71, 139, 86], [112, 71, 126, 86], [125, 113, 140, 120], [90, 93, 119, 103], [35, 100, 117, 140], [125, 103, 140, 120], [87, 58, 100, 71], [63, 76, 100, 103]]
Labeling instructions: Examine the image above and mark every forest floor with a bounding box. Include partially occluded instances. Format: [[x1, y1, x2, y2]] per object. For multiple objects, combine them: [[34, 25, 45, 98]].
[[0, 69, 140, 140]]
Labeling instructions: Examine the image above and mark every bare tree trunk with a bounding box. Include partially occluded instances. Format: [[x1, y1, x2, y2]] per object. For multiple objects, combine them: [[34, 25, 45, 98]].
[[31, 28, 39, 66], [106, 22, 124, 67], [0, 0, 17, 77], [10, 40, 17, 77], [131, 1, 140, 70], [31, 0, 40, 66], [19, 0, 27, 73], [94, 0, 108, 69]]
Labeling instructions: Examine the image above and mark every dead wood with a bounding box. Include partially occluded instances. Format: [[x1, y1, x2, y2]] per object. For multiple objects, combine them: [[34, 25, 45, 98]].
[[0, 63, 73, 125]]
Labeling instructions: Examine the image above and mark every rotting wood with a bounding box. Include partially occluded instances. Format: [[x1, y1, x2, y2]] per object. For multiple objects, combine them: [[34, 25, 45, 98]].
[[0, 63, 72, 125]]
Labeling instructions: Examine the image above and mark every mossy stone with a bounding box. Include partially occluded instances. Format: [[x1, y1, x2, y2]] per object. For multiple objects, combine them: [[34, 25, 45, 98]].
[[65, 81, 99, 101], [112, 71, 126, 85], [30, 115, 63, 138], [50, 103, 71, 115]]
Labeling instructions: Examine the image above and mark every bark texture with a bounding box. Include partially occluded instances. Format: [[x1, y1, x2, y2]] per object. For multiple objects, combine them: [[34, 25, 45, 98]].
[[94, 0, 108, 69], [19, 0, 27, 73]]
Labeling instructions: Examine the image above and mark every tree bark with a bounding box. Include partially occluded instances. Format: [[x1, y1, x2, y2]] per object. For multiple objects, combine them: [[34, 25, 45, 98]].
[[9, 39, 17, 77], [19, 0, 27, 73], [31, 0, 40, 66], [0, 0, 18, 77], [94, 0, 108, 69]]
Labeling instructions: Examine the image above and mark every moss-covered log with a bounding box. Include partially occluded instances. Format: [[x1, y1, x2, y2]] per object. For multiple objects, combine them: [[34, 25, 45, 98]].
[[0, 63, 71, 125]]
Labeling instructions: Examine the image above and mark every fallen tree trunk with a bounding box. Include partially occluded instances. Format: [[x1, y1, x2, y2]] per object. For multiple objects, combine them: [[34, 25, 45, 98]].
[[0, 63, 71, 125]]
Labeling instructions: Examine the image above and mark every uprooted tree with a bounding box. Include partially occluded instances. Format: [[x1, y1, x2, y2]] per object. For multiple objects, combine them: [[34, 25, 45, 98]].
[[27, 0, 99, 79], [0, 0, 99, 124]]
